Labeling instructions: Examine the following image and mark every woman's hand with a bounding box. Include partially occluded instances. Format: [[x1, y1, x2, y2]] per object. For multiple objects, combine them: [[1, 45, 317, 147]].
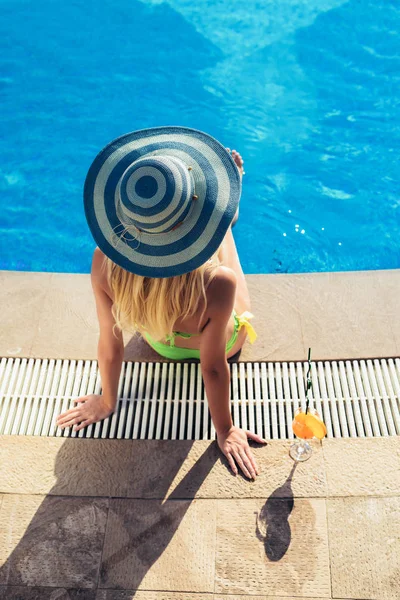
[[226, 148, 245, 176], [217, 425, 267, 479], [55, 394, 115, 432]]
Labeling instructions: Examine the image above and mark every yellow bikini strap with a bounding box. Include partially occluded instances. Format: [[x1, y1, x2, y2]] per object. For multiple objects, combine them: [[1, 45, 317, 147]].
[[236, 310, 258, 344]]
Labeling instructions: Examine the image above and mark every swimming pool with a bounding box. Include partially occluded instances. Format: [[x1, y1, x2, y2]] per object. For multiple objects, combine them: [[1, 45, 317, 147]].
[[1, 0, 399, 274]]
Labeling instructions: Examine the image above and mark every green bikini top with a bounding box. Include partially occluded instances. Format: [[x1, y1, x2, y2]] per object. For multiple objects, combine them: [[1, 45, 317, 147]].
[[165, 309, 237, 347], [165, 330, 198, 347]]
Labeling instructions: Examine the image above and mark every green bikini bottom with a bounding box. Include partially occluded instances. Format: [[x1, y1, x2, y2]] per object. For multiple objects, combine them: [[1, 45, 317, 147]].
[[143, 308, 257, 361]]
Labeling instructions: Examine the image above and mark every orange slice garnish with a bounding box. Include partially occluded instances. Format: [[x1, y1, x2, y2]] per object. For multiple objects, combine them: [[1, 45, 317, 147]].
[[292, 411, 314, 439], [304, 412, 327, 439]]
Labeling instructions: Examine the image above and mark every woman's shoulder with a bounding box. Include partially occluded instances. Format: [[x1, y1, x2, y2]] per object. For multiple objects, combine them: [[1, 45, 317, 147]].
[[207, 265, 237, 292], [205, 265, 237, 310]]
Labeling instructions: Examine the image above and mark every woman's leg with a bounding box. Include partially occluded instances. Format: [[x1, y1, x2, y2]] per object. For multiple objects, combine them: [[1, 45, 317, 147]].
[[217, 226, 251, 313]]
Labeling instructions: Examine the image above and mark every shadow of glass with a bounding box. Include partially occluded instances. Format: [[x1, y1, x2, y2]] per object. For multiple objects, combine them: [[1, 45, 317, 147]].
[[0, 438, 218, 593], [254, 461, 297, 562]]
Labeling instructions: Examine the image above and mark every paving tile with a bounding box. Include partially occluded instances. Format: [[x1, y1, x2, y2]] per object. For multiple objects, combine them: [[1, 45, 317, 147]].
[[242, 274, 306, 362], [377, 269, 400, 355], [214, 597, 329, 600], [0, 271, 52, 358], [0, 494, 108, 588], [97, 595, 329, 600], [323, 438, 400, 496], [0, 437, 327, 500], [215, 498, 331, 597], [0, 437, 132, 497], [99, 498, 216, 592], [295, 269, 398, 359], [122, 439, 327, 500], [327, 497, 400, 600], [29, 273, 99, 360], [1, 268, 397, 361], [96, 592, 212, 600], [0, 588, 96, 599], [0, 436, 60, 495]]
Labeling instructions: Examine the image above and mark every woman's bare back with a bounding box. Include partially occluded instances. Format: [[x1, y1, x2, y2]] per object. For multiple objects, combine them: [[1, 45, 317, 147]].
[[164, 266, 247, 357], [95, 248, 247, 358]]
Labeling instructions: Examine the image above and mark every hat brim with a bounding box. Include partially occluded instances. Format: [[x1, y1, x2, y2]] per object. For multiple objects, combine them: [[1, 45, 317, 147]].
[[84, 126, 241, 278]]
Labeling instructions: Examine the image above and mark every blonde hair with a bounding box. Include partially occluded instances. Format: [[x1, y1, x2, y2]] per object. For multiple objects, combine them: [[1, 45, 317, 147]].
[[101, 250, 222, 342]]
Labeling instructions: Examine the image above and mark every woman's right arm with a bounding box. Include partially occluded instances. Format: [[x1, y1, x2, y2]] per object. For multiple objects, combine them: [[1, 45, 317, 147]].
[[90, 247, 125, 409], [93, 281, 125, 411], [56, 249, 124, 431]]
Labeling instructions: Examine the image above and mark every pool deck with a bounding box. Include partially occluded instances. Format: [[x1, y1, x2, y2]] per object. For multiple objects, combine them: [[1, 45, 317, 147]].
[[0, 267, 399, 599], [1, 267, 400, 361]]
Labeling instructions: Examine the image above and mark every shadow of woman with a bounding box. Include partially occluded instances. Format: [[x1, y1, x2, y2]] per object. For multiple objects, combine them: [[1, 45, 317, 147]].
[[0, 436, 219, 593], [254, 461, 298, 562]]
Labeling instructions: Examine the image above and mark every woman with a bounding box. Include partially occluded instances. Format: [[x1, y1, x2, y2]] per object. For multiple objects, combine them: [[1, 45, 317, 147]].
[[56, 126, 267, 479]]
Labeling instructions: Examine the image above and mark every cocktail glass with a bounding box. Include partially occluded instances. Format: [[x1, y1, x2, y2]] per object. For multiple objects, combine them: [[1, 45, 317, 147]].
[[289, 407, 318, 462]]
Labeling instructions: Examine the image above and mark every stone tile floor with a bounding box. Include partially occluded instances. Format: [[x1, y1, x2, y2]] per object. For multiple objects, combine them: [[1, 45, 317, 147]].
[[1, 267, 400, 598], [0, 436, 399, 599]]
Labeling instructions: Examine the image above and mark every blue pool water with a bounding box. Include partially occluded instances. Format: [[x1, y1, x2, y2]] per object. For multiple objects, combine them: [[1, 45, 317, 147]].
[[1, 0, 399, 274]]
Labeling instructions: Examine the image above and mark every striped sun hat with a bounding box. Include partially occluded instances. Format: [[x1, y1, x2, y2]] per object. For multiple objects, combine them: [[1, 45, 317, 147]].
[[83, 126, 241, 278]]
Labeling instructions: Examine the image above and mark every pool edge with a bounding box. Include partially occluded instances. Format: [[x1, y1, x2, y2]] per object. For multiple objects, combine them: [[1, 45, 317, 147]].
[[0, 268, 399, 361]]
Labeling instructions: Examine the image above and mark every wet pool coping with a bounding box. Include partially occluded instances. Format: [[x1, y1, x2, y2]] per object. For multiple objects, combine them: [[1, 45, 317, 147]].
[[1, 267, 399, 361]]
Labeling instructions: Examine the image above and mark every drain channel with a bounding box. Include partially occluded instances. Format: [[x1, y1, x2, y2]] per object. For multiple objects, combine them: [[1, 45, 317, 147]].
[[0, 357, 399, 440]]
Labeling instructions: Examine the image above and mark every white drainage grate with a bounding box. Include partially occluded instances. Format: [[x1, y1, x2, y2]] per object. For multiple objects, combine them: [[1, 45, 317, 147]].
[[0, 357, 399, 440]]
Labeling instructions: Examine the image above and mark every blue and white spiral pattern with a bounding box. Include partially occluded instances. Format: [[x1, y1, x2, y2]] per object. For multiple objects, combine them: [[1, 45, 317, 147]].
[[84, 126, 241, 278], [117, 155, 194, 233]]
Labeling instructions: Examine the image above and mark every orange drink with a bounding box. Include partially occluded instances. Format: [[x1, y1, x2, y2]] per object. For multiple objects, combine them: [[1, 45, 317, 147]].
[[289, 407, 327, 462]]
